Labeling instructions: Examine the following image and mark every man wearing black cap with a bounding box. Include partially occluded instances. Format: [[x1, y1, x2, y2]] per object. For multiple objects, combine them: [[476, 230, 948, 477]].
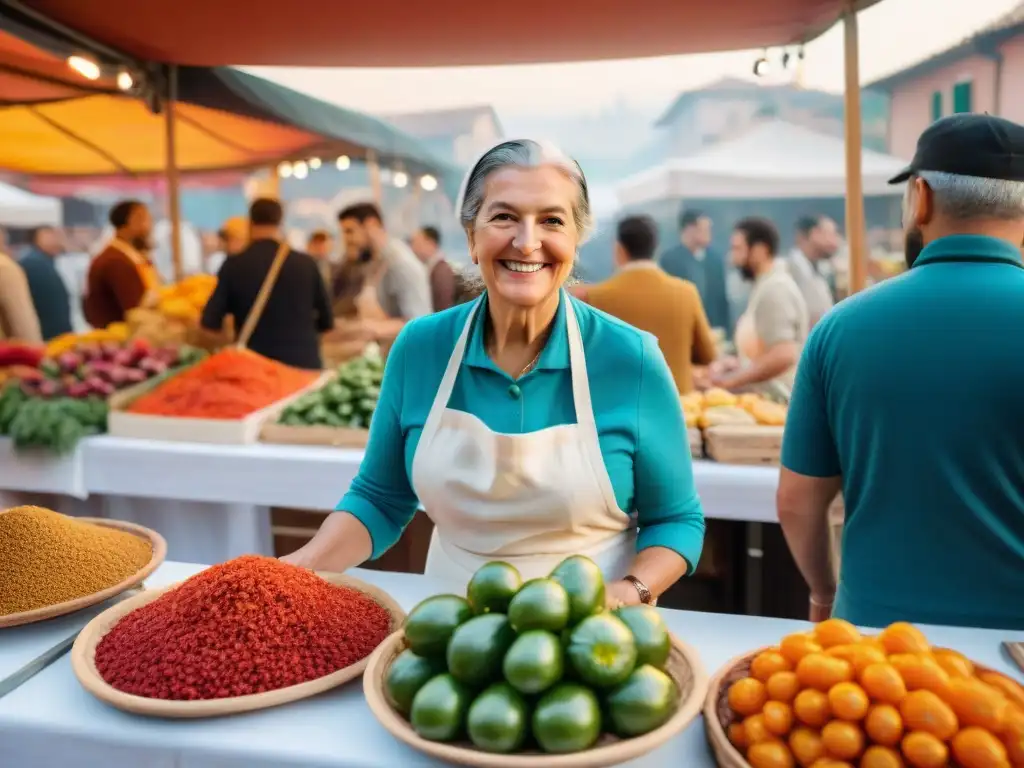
[[776, 114, 1024, 630]]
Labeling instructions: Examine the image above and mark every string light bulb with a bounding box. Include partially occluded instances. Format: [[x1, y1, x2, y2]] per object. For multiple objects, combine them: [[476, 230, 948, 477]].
[[393, 171, 408, 188], [419, 175, 438, 192], [336, 155, 351, 170], [309, 157, 322, 170], [293, 161, 309, 180], [116, 69, 134, 91], [277, 162, 293, 179], [67, 55, 101, 81]]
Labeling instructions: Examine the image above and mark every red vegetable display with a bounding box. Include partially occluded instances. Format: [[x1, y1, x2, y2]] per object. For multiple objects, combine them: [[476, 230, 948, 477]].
[[0, 342, 44, 368]]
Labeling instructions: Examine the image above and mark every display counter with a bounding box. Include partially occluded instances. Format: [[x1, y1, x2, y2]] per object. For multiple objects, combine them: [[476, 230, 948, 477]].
[[1, 560, 1021, 768]]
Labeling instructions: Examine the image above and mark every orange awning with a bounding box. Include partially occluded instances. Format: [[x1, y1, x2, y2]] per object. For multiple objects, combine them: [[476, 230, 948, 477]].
[[17, 0, 882, 67], [0, 96, 319, 176], [0, 28, 116, 102]]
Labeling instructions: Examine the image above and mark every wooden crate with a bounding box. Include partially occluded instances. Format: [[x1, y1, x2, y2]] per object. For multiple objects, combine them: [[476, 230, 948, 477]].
[[261, 423, 370, 448], [688, 428, 703, 458], [108, 366, 329, 445], [704, 425, 784, 465]]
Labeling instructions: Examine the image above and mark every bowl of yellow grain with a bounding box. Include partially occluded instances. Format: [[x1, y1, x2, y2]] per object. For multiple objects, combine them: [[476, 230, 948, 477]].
[[0, 506, 166, 629]]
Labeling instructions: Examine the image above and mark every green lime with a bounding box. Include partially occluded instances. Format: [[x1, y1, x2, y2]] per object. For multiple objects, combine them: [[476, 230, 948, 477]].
[[502, 630, 564, 694], [466, 682, 529, 753], [605, 664, 678, 737], [567, 613, 637, 689], [384, 649, 446, 715], [409, 673, 473, 742], [613, 605, 671, 669], [532, 683, 602, 754], [467, 561, 522, 615], [446, 613, 516, 688], [507, 578, 570, 633], [404, 594, 473, 658], [549, 555, 605, 625]]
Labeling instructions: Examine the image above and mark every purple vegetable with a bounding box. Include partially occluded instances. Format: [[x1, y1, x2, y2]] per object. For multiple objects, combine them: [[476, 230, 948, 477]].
[[78, 344, 101, 361], [108, 367, 132, 386], [66, 382, 92, 399], [88, 361, 116, 379], [38, 380, 61, 398], [57, 351, 81, 373], [100, 342, 121, 360], [123, 369, 147, 384], [138, 358, 168, 376], [113, 349, 134, 367]]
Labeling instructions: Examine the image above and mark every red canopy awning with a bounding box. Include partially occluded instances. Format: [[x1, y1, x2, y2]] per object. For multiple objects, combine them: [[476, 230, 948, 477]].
[[18, 0, 881, 67]]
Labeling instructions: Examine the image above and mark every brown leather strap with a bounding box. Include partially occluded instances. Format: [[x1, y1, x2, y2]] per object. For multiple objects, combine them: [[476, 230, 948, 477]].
[[236, 241, 290, 350]]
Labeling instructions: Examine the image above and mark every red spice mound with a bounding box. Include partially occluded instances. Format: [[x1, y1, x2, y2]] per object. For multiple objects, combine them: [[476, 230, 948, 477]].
[[94, 555, 392, 700], [126, 348, 319, 420]]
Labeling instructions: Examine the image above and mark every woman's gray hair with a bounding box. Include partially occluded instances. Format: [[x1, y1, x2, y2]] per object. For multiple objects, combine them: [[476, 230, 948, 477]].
[[910, 171, 1024, 221], [456, 139, 594, 241]]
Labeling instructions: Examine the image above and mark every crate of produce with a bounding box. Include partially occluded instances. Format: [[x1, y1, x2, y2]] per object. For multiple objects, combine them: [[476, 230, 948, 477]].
[[363, 556, 709, 767], [705, 618, 1024, 768], [688, 428, 703, 458], [261, 350, 383, 448], [108, 348, 328, 445], [0, 340, 207, 456], [704, 425, 785, 466]]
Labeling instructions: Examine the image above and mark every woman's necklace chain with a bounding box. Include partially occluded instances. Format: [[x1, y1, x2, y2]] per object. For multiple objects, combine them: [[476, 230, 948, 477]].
[[518, 349, 543, 378]]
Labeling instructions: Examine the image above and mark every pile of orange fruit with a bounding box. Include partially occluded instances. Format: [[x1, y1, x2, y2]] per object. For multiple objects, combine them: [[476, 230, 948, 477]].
[[724, 619, 1024, 768]]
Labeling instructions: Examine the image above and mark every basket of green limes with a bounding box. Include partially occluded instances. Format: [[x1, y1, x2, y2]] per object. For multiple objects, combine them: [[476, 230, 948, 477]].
[[363, 555, 708, 767]]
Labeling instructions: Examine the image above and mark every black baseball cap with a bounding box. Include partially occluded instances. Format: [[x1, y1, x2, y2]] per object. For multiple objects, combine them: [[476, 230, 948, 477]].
[[888, 113, 1024, 184]]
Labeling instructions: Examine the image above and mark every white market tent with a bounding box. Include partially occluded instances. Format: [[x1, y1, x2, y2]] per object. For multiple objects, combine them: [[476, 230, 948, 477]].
[[616, 119, 910, 207], [0, 180, 61, 227]]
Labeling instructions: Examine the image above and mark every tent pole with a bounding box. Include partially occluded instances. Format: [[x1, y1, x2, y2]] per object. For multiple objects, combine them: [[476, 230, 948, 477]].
[[367, 151, 383, 208], [164, 64, 184, 282], [266, 165, 281, 199], [843, 3, 867, 295]]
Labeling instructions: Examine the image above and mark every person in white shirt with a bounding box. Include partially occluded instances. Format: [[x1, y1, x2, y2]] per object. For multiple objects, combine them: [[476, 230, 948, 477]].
[[788, 215, 839, 327]]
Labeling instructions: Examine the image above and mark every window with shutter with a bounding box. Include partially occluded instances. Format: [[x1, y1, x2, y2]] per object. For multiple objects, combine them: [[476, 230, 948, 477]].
[[952, 81, 973, 113], [931, 91, 943, 121]]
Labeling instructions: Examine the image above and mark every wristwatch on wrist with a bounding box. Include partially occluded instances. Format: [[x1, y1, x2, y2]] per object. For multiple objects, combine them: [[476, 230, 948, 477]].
[[623, 575, 655, 606]]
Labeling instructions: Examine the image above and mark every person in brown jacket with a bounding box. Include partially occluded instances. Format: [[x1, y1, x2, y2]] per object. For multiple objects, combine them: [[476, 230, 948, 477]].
[[410, 225, 457, 312], [84, 200, 159, 328], [576, 215, 717, 393]]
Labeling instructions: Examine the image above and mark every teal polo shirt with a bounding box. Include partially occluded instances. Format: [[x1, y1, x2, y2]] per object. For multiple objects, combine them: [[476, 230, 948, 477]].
[[783, 235, 1024, 630], [338, 292, 705, 570]]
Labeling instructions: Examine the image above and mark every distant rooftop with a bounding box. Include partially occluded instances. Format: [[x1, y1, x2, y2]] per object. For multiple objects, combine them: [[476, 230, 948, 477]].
[[382, 105, 504, 139], [867, 2, 1024, 91], [654, 77, 843, 127]]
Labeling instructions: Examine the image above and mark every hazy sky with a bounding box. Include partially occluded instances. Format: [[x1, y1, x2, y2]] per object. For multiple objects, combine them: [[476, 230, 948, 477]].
[[247, 0, 1021, 116]]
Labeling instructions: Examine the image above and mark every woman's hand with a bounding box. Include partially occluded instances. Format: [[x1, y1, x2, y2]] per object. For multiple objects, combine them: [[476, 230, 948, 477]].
[[605, 579, 644, 609]]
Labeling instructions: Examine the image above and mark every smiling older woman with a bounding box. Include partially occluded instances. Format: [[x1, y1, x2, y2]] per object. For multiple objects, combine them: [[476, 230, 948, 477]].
[[283, 139, 705, 606]]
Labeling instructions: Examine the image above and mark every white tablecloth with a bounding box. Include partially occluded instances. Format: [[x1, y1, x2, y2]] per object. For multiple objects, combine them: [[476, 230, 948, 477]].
[[0, 435, 779, 563], [1, 560, 1021, 768]]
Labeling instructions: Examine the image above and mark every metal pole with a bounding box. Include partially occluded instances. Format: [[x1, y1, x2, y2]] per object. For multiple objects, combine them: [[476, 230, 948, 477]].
[[843, 4, 867, 294]]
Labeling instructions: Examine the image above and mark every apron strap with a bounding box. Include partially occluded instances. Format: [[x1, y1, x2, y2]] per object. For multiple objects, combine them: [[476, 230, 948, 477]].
[[420, 296, 482, 444], [563, 296, 621, 516]]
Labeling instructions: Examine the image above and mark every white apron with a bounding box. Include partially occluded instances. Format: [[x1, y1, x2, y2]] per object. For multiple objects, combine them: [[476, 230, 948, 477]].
[[411, 296, 636, 591]]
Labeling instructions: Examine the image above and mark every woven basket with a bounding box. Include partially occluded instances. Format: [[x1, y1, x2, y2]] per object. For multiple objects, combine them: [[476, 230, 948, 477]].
[[72, 571, 405, 718], [704, 648, 763, 768], [703, 645, 1015, 768], [364, 629, 708, 768]]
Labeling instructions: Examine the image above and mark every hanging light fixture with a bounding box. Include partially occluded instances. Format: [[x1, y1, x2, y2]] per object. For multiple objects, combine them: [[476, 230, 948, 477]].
[[309, 157, 322, 170], [278, 162, 294, 179], [336, 155, 351, 170], [67, 54, 101, 81], [393, 171, 408, 189], [752, 50, 770, 77], [293, 161, 309, 180], [419, 175, 438, 192]]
